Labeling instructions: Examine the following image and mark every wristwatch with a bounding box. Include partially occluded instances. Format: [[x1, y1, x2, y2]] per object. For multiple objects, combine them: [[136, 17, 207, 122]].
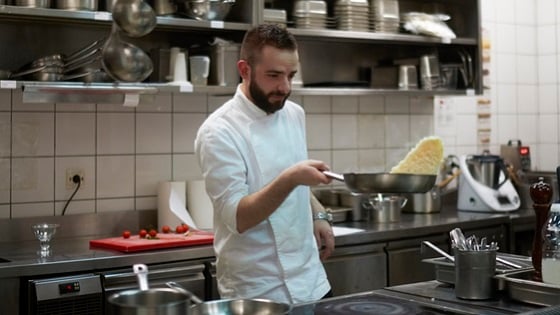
[[313, 211, 333, 225]]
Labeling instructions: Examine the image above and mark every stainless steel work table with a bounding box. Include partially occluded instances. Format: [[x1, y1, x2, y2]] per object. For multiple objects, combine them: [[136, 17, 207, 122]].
[[0, 206, 535, 278]]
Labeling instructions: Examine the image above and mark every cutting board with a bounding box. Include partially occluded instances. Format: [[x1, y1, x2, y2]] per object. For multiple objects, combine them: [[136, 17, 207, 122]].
[[90, 231, 214, 253]]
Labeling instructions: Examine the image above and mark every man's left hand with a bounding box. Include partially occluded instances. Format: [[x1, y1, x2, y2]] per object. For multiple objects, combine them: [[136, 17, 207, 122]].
[[313, 220, 334, 261]]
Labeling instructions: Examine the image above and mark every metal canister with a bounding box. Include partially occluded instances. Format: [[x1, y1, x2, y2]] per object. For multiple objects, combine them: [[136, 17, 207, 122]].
[[208, 39, 240, 86]]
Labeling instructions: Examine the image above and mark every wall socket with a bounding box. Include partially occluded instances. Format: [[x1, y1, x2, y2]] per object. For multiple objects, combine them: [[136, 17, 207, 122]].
[[66, 169, 85, 189]]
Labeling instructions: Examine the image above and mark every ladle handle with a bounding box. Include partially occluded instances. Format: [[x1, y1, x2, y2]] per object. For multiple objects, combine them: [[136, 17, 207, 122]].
[[133, 264, 149, 291], [323, 171, 344, 182]]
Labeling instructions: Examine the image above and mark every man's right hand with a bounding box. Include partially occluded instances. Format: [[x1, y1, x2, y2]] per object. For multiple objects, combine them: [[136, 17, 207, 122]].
[[285, 159, 332, 187]]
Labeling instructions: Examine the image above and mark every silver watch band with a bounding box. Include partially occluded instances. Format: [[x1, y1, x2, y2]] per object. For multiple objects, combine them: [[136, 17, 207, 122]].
[[313, 211, 333, 224]]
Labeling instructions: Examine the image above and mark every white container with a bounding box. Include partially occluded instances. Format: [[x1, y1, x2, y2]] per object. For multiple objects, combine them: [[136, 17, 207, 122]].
[[189, 55, 210, 86]]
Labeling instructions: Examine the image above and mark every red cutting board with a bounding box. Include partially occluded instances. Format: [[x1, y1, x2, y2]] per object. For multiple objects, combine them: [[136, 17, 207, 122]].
[[89, 231, 214, 253]]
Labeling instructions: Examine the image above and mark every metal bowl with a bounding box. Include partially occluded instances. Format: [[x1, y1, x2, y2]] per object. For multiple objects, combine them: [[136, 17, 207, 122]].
[[178, 0, 235, 21]]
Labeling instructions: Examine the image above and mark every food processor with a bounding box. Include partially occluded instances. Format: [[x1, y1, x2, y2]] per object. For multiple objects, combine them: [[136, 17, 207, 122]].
[[457, 153, 520, 212]]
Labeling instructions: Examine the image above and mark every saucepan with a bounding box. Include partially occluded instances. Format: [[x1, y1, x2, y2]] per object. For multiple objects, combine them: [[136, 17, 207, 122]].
[[107, 264, 193, 315], [323, 170, 436, 194]]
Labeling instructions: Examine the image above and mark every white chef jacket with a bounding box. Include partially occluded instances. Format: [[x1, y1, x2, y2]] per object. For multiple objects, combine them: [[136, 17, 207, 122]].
[[194, 86, 330, 304]]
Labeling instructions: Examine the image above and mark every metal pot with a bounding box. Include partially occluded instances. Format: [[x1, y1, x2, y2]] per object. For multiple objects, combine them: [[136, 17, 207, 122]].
[[403, 186, 441, 213], [364, 194, 407, 222], [107, 264, 192, 315]]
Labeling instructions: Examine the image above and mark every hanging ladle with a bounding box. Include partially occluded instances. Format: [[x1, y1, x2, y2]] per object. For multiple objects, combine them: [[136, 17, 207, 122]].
[[102, 24, 153, 82]]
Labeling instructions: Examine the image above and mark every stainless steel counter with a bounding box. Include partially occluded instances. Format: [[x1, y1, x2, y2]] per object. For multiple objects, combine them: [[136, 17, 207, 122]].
[[0, 206, 535, 278]]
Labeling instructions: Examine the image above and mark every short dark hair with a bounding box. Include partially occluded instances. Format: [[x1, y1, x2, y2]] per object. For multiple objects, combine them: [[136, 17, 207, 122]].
[[240, 24, 298, 66]]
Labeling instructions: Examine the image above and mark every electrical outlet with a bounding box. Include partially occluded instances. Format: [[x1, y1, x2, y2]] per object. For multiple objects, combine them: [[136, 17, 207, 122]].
[[66, 168, 85, 189]]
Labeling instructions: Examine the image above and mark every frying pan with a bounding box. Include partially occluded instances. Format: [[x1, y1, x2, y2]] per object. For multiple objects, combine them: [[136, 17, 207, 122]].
[[323, 171, 436, 194], [166, 282, 291, 315]]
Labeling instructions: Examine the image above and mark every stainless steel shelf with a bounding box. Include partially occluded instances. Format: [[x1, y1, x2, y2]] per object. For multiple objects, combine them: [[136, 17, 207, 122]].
[[0, 5, 252, 31], [0, 80, 474, 104], [292, 86, 476, 96], [13, 81, 237, 104], [289, 27, 477, 45]]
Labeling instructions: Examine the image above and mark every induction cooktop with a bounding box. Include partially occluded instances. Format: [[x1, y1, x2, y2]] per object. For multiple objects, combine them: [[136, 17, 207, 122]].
[[291, 290, 503, 315]]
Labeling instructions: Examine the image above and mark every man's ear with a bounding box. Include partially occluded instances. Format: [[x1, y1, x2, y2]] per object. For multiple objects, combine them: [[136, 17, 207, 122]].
[[237, 60, 250, 81]]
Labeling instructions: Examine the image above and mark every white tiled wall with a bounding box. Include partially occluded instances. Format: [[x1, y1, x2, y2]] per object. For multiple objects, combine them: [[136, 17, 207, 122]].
[[478, 0, 559, 170], [0, 0, 559, 218], [0, 88, 436, 218]]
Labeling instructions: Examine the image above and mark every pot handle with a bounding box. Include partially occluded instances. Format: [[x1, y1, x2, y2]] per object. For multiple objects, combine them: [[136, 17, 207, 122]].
[[323, 171, 344, 182], [133, 263, 149, 290], [166, 281, 204, 304]]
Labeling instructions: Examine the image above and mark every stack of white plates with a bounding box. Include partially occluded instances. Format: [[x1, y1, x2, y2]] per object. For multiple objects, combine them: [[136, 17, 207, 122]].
[[293, 0, 328, 29], [370, 0, 400, 33], [334, 0, 370, 32]]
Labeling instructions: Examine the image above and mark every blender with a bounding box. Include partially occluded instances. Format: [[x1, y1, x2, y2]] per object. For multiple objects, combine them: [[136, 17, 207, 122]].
[[457, 153, 520, 212]]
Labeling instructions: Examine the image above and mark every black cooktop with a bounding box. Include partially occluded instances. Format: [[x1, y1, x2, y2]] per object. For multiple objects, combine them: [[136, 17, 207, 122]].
[[291, 291, 478, 315]]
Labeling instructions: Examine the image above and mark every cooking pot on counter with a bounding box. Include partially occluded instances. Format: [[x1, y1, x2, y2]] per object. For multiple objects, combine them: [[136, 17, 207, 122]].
[[107, 264, 192, 315], [108, 264, 291, 315]]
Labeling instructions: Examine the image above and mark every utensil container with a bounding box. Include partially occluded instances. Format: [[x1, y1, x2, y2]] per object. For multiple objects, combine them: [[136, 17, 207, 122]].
[[454, 247, 497, 300], [209, 40, 240, 86]]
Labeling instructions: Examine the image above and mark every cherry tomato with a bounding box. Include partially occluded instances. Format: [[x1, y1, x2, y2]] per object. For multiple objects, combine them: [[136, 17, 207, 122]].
[[149, 229, 157, 238], [139, 229, 148, 238], [175, 225, 185, 234], [162, 225, 171, 233], [182, 223, 190, 233], [122, 230, 131, 239]]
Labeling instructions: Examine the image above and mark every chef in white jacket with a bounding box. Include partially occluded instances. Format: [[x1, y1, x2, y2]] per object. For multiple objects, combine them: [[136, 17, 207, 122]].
[[194, 24, 335, 304]]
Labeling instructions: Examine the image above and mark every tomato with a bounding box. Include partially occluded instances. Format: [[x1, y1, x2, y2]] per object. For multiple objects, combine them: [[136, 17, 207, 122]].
[[122, 230, 131, 239], [182, 223, 190, 233], [175, 225, 185, 234], [162, 225, 171, 233], [139, 229, 148, 238], [149, 229, 157, 238]]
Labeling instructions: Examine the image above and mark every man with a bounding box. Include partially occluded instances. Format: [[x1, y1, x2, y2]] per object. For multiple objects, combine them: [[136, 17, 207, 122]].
[[194, 24, 335, 304]]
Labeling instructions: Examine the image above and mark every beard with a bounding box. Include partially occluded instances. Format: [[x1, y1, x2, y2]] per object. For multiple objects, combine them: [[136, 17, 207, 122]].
[[248, 76, 290, 114]]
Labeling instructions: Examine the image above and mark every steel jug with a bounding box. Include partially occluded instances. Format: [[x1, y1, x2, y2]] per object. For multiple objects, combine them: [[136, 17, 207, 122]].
[[466, 153, 509, 190]]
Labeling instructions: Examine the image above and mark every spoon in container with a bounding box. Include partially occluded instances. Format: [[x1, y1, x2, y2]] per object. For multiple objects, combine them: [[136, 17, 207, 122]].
[[422, 241, 454, 262]]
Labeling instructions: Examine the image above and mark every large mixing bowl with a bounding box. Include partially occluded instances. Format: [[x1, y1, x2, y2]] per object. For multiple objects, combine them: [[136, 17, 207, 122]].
[[178, 0, 235, 21]]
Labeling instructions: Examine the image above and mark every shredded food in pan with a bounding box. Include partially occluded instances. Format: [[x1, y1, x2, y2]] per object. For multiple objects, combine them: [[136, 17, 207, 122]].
[[390, 136, 444, 175]]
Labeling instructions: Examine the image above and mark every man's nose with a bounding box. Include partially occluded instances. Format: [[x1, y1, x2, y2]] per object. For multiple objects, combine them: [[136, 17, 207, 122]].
[[277, 76, 291, 93]]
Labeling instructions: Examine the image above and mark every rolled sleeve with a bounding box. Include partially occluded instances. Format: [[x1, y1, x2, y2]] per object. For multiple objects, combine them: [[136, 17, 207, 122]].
[[196, 123, 248, 234]]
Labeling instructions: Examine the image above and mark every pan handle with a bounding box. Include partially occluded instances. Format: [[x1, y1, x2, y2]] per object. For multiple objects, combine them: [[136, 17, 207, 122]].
[[323, 171, 344, 182], [133, 263, 149, 290]]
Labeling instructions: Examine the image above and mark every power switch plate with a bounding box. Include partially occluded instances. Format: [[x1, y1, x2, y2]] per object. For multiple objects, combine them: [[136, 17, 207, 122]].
[[66, 169, 85, 189]]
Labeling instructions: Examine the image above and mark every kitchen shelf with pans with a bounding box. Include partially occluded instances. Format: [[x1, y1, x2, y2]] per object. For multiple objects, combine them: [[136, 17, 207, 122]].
[[0, 5, 251, 32]]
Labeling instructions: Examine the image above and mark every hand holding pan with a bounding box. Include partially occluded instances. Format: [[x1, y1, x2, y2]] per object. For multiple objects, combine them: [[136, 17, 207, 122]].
[[323, 170, 436, 194]]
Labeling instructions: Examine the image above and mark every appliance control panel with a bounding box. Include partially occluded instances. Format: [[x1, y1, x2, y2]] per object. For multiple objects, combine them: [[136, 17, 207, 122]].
[[500, 140, 531, 172]]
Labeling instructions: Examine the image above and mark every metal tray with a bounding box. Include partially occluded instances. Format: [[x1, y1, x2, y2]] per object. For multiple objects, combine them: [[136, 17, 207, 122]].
[[422, 253, 533, 290], [494, 269, 560, 307]]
